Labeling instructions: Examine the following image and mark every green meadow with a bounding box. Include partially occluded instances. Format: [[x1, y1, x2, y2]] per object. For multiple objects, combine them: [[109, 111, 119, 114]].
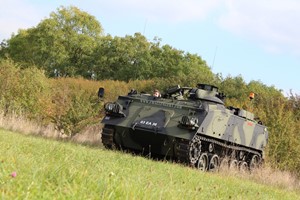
[[0, 129, 299, 200]]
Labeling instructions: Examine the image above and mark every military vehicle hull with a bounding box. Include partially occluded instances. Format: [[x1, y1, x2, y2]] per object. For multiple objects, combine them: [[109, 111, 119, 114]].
[[100, 85, 268, 171]]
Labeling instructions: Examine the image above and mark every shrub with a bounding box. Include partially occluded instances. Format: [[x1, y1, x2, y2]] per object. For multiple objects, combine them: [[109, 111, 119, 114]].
[[0, 59, 51, 120]]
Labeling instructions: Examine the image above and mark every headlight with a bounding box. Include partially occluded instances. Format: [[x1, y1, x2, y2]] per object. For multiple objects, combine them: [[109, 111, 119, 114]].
[[180, 116, 199, 129], [104, 102, 125, 117], [105, 103, 115, 112]]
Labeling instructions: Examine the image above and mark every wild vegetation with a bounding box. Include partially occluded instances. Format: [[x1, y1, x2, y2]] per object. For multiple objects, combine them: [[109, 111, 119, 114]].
[[0, 5, 300, 182]]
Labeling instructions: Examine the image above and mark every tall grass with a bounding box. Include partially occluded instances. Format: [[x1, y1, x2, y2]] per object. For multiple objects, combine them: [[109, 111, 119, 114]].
[[1, 129, 299, 199], [218, 163, 300, 192], [0, 111, 101, 144], [0, 111, 60, 138]]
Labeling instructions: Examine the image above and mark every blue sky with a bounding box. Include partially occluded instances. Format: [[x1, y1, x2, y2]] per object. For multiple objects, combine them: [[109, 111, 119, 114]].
[[1, 0, 299, 94]]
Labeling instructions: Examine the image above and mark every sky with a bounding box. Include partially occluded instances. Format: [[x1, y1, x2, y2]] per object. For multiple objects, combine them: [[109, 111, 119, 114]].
[[0, 0, 300, 95]]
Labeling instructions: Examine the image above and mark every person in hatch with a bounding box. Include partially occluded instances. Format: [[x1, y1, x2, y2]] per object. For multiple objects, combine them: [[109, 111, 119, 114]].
[[153, 89, 161, 98]]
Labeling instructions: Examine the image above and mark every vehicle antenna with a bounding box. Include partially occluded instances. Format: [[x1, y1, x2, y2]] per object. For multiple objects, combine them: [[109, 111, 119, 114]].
[[143, 19, 148, 35], [211, 46, 218, 69]]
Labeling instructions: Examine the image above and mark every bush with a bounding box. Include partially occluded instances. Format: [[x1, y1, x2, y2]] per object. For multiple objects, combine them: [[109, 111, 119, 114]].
[[0, 59, 51, 120], [49, 78, 102, 135]]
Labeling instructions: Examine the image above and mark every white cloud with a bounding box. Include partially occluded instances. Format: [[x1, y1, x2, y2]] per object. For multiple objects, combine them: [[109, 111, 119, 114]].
[[219, 0, 300, 55]]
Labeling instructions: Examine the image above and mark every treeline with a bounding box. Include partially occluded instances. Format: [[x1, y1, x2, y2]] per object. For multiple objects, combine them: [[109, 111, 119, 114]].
[[0, 6, 300, 176], [0, 6, 212, 82]]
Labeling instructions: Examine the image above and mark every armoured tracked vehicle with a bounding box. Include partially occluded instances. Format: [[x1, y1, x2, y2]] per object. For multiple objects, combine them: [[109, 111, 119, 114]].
[[99, 84, 268, 171]]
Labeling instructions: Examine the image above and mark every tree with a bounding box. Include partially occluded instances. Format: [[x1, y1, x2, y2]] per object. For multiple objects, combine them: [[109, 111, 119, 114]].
[[2, 6, 103, 77], [92, 33, 213, 81], [92, 33, 152, 81], [218, 75, 248, 101], [1, 6, 213, 81]]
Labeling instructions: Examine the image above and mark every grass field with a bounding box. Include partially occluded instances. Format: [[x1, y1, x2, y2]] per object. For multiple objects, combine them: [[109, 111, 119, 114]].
[[0, 129, 299, 200]]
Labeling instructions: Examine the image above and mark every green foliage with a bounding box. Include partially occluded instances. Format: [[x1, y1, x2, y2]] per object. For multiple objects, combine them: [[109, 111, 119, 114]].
[[218, 75, 248, 101], [1, 130, 299, 199], [94, 33, 144, 80], [0, 59, 21, 113], [0, 59, 50, 120], [288, 92, 300, 121], [256, 95, 300, 174], [49, 78, 102, 135], [2, 6, 103, 77], [48, 78, 131, 136], [92, 33, 212, 81], [19, 67, 51, 119]]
